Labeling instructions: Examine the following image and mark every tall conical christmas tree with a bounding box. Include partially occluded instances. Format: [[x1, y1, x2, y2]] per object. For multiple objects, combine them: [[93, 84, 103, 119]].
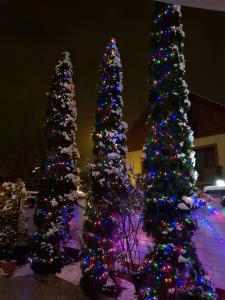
[[32, 52, 80, 275], [138, 3, 216, 300], [81, 39, 129, 296]]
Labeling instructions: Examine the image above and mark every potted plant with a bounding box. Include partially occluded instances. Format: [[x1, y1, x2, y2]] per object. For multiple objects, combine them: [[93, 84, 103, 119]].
[[0, 180, 27, 276]]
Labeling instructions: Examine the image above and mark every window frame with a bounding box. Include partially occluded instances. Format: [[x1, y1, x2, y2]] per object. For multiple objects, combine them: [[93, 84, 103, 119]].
[[194, 143, 219, 168]]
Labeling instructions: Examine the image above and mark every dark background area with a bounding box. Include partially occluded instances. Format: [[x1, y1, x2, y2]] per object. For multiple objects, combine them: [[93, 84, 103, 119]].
[[0, 0, 224, 178]]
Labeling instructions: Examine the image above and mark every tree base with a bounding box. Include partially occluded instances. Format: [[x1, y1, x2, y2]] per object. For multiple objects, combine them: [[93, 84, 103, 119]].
[[80, 276, 121, 300], [31, 258, 63, 275]]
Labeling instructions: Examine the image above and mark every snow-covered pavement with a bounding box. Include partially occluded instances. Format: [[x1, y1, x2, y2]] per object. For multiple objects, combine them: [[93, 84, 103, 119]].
[[0, 263, 137, 300], [192, 195, 225, 290], [0, 266, 88, 300]]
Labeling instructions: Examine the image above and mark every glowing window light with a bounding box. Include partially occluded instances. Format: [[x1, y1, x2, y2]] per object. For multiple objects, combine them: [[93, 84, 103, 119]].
[[216, 179, 225, 187]]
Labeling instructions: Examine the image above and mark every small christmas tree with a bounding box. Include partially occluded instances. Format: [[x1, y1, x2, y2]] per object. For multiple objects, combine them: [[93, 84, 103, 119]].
[[138, 3, 216, 299], [0, 180, 27, 260], [32, 52, 80, 275], [81, 39, 129, 297]]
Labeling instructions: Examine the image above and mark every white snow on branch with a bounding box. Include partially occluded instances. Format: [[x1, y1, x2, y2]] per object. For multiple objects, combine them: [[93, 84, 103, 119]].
[[178, 203, 190, 210], [182, 196, 193, 208], [178, 255, 187, 263]]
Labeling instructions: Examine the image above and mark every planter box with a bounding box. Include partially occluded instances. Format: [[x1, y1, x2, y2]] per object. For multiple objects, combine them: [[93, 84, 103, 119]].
[[1, 260, 17, 276]]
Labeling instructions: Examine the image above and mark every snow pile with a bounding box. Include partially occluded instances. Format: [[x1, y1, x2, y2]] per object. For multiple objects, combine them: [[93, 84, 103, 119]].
[[56, 262, 82, 285], [12, 264, 33, 277], [118, 279, 137, 300]]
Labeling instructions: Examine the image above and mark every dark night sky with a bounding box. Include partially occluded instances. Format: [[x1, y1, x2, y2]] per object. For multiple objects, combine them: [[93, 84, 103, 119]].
[[0, 0, 224, 170]]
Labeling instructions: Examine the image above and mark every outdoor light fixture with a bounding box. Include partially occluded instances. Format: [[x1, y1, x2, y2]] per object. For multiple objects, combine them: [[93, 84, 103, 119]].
[[216, 179, 225, 187]]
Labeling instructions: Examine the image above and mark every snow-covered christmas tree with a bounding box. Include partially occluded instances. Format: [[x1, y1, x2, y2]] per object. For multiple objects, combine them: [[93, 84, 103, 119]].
[[81, 38, 129, 297], [32, 52, 80, 275], [138, 3, 216, 299]]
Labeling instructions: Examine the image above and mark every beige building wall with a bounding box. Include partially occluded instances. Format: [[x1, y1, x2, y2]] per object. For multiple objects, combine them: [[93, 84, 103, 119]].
[[127, 133, 225, 177], [127, 150, 143, 174]]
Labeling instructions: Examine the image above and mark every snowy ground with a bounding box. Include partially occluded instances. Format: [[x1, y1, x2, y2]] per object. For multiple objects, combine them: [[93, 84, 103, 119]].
[[0, 264, 87, 300], [0, 263, 137, 300], [0, 263, 32, 277], [192, 195, 225, 290], [56, 263, 137, 300], [6, 195, 224, 298], [6, 201, 137, 300], [118, 279, 137, 300], [129, 194, 225, 291], [56, 262, 82, 285]]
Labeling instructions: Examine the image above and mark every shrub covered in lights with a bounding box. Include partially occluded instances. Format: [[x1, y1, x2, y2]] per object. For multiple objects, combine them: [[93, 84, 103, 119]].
[[32, 52, 80, 275], [81, 39, 129, 297], [0, 180, 27, 260], [138, 3, 217, 300]]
